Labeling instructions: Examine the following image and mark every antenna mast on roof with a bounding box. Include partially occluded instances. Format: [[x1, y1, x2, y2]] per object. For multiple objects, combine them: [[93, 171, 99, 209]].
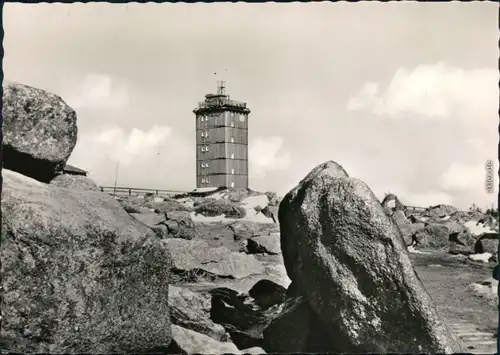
[[217, 80, 226, 95]]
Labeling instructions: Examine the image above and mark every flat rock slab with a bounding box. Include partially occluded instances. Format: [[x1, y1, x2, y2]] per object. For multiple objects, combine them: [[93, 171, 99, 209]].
[[247, 234, 281, 255], [165, 239, 265, 279], [171, 325, 240, 354]]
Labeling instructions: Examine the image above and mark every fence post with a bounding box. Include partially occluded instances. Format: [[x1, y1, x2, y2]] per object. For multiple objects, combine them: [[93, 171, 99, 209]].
[[155, 190, 158, 196], [129, 188, 131, 196], [100, 187, 104, 192]]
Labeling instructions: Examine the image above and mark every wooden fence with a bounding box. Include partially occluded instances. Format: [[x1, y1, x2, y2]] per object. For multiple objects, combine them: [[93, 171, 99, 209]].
[[404, 205, 427, 213], [100, 186, 190, 197], [100, 186, 432, 212]]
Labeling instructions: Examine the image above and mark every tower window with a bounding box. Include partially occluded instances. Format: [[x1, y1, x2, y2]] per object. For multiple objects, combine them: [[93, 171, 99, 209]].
[[206, 145, 210, 151], [231, 168, 234, 174], [207, 176, 210, 183], [202, 178, 206, 183], [230, 153, 234, 159], [230, 122, 234, 127], [230, 137, 234, 143], [201, 146, 205, 152]]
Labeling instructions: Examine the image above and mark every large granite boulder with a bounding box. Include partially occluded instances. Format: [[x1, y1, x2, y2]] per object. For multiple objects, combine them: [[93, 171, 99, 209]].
[[1, 169, 172, 353], [2, 82, 78, 182], [277, 160, 463, 353], [49, 174, 100, 192]]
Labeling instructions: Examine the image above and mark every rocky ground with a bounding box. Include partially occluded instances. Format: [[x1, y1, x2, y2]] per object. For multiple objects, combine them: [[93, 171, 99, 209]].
[[1, 82, 498, 354]]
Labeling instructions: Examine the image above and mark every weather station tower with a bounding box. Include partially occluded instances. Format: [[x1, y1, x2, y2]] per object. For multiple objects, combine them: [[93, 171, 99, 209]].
[[193, 81, 251, 189]]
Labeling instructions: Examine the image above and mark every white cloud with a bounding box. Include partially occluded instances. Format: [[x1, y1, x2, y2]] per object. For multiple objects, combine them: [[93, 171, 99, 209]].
[[249, 136, 291, 179], [93, 125, 172, 166], [439, 162, 496, 191], [346, 82, 379, 111], [348, 62, 498, 119], [68, 125, 194, 189], [63, 74, 129, 109]]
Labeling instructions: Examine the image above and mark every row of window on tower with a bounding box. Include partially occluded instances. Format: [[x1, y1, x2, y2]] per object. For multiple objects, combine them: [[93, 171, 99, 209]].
[[198, 113, 245, 123], [200, 145, 235, 158], [200, 132, 235, 143], [201, 176, 210, 184]]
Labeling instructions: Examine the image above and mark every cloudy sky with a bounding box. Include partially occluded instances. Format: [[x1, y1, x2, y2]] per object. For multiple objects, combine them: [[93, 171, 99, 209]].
[[4, 2, 498, 209]]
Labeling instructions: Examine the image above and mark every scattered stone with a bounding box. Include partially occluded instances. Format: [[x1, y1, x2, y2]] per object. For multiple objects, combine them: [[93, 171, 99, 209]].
[[248, 280, 286, 310], [229, 221, 262, 241], [426, 205, 459, 219], [152, 197, 192, 214], [122, 204, 142, 214], [381, 193, 405, 212], [226, 188, 250, 203], [278, 160, 463, 353], [210, 287, 264, 330], [170, 325, 240, 354], [195, 199, 246, 218], [2, 82, 78, 182], [468, 278, 498, 305], [265, 192, 280, 207], [246, 235, 280, 255], [169, 286, 229, 342], [412, 221, 472, 250], [259, 206, 278, 223], [1, 169, 172, 353], [449, 210, 487, 224], [209, 286, 283, 350], [474, 233, 498, 256], [391, 210, 425, 243], [160, 211, 195, 240]]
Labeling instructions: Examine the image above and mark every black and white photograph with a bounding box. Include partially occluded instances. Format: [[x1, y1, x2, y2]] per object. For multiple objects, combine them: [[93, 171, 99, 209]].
[[1, 2, 498, 354]]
